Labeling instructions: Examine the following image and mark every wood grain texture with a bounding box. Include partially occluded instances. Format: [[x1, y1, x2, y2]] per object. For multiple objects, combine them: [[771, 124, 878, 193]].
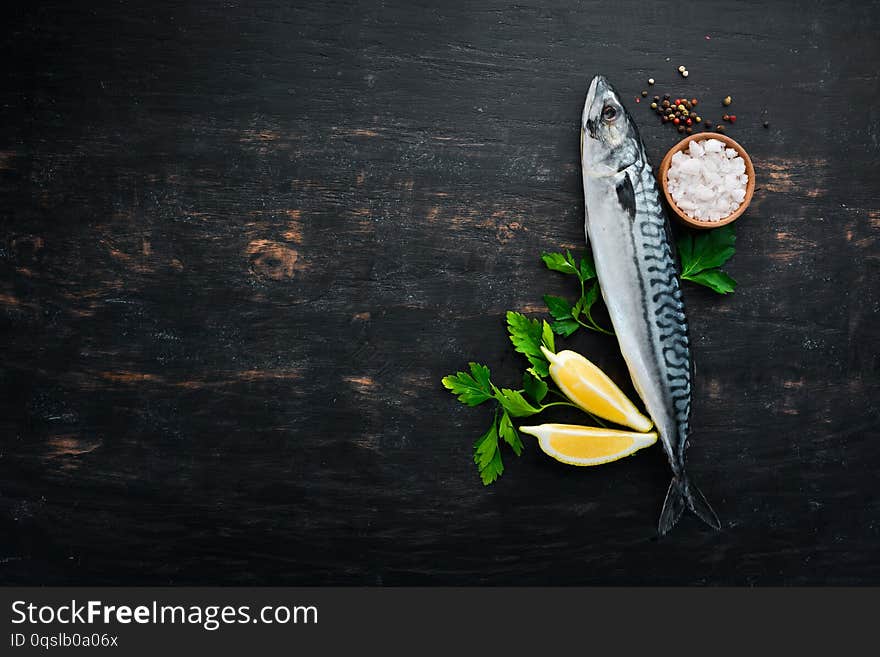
[[1, 0, 879, 584]]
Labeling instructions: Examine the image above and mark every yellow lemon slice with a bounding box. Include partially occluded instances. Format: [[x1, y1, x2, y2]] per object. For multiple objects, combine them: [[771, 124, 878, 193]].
[[541, 347, 653, 432], [520, 424, 657, 466]]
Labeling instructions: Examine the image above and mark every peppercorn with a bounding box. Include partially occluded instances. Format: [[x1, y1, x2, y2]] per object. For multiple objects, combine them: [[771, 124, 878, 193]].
[[682, 109, 689, 117], [722, 95, 732, 106], [648, 78, 655, 85], [729, 115, 737, 123], [677, 125, 685, 133], [662, 100, 670, 108], [763, 121, 769, 128], [650, 102, 657, 109], [682, 70, 689, 78], [662, 115, 669, 123], [716, 124, 725, 133], [663, 93, 670, 100], [695, 116, 702, 123], [690, 98, 698, 106], [677, 104, 685, 111], [685, 118, 693, 126], [722, 114, 730, 122], [674, 112, 681, 119], [678, 66, 685, 72], [673, 118, 680, 125], [686, 127, 693, 134], [641, 90, 648, 97]]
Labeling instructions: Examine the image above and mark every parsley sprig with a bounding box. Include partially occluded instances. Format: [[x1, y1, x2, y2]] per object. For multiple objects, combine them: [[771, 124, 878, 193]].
[[677, 225, 737, 294], [541, 251, 613, 337], [442, 313, 583, 484]]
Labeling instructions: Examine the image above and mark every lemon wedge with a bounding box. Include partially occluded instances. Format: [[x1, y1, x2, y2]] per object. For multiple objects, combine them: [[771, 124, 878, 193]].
[[519, 424, 657, 466], [541, 347, 653, 432]]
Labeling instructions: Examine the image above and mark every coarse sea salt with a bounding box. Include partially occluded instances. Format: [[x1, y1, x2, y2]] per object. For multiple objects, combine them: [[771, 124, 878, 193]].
[[666, 139, 748, 222]]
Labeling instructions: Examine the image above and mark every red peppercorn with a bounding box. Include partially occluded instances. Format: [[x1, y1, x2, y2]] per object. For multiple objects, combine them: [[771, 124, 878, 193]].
[[636, 98, 641, 103], [691, 98, 698, 106], [729, 115, 737, 123], [685, 118, 693, 126], [674, 98, 680, 105], [673, 118, 680, 125]]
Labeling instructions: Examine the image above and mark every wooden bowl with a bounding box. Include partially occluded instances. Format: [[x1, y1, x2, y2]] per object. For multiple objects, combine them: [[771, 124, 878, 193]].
[[658, 132, 755, 229]]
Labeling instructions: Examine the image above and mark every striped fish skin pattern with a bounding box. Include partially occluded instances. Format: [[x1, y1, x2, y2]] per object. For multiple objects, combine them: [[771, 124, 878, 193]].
[[630, 158, 692, 472], [580, 75, 718, 533]]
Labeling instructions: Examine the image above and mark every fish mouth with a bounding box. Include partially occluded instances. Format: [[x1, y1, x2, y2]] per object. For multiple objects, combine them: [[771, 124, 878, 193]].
[[586, 74, 610, 107], [583, 74, 613, 139]]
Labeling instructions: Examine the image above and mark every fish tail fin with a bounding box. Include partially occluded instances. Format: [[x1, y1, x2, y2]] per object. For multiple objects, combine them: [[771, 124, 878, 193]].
[[658, 476, 721, 535], [658, 478, 687, 534]]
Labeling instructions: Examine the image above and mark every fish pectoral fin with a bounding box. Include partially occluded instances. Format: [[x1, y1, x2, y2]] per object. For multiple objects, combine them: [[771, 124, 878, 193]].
[[615, 172, 636, 221]]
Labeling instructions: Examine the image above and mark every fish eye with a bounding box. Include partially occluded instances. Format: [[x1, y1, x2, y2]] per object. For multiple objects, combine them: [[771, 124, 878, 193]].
[[602, 105, 618, 122]]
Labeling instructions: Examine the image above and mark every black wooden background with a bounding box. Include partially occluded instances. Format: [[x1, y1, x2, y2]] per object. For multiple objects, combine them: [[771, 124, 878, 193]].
[[1, 0, 878, 585]]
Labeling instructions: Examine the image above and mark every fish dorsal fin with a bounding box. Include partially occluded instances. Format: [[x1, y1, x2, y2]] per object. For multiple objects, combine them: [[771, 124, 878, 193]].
[[615, 172, 636, 221]]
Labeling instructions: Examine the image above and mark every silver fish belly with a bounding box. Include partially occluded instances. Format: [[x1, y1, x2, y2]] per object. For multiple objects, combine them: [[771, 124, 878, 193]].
[[581, 74, 720, 534]]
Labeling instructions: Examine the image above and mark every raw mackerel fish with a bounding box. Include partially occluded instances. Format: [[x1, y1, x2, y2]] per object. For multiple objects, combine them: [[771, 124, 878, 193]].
[[580, 74, 720, 534]]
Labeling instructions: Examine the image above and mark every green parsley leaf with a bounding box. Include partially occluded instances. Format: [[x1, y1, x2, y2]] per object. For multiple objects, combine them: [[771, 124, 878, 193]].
[[468, 361, 491, 390], [482, 450, 503, 485], [677, 231, 694, 267], [498, 411, 523, 456], [678, 225, 737, 294], [473, 422, 503, 485], [550, 318, 580, 336], [474, 422, 497, 465], [685, 269, 737, 294], [495, 388, 542, 417], [541, 252, 578, 276], [543, 294, 573, 321], [578, 253, 596, 282], [522, 371, 548, 404], [541, 320, 555, 354], [506, 311, 550, 377], [441, 362, 494, 406], [581, 282, 601, 325]]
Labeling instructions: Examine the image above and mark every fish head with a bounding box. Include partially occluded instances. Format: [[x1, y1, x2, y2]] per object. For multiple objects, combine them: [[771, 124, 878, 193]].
[[581, 75, 641, 177]]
